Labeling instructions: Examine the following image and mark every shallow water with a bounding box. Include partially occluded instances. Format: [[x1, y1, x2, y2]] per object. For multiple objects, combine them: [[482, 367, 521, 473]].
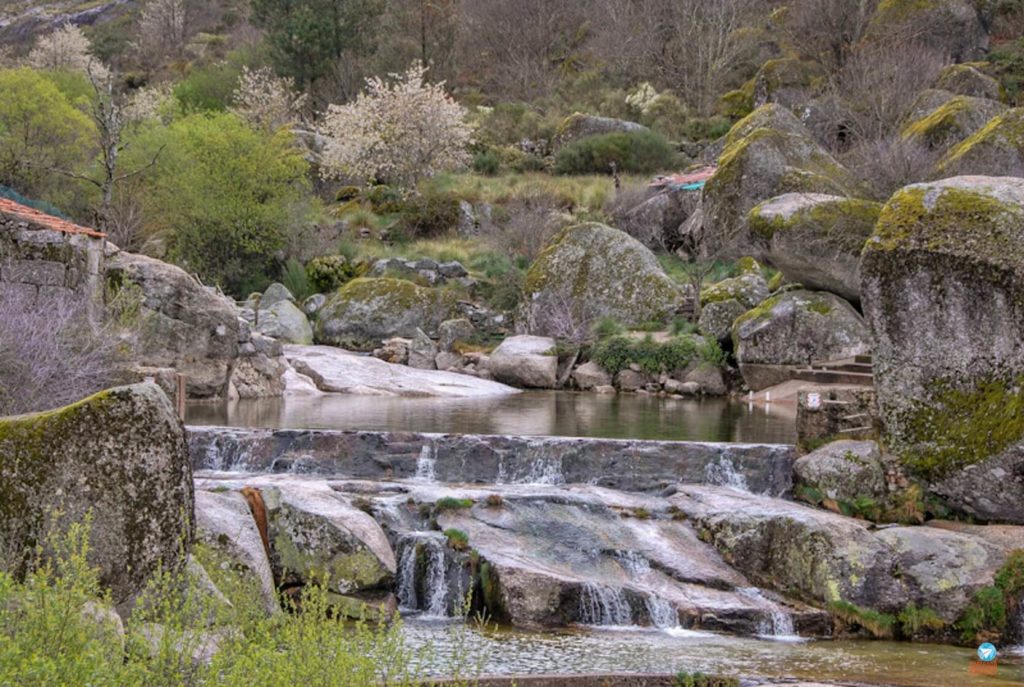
[[188, 391, 797, 444], [402, 619, 1024, 686]]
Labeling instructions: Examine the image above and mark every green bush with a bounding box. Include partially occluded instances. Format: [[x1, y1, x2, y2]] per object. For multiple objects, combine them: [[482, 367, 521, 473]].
[[472, 149, 501, 175], [307, 255, 356, 294], [281, 257, 313, 301], [554, 130, 676, 175], [444, 528, 470, 551], [436, 497, 474, 511], [591, 334, 702, 375], [957, 549, 1024, 642], [395, 190, 462, 239]]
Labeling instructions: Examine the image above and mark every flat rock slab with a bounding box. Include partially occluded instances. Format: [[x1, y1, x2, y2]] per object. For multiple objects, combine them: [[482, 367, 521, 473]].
[[284, 344, 518, 398]]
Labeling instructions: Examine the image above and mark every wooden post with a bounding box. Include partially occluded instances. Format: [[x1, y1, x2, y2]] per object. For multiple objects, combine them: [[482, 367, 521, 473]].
[[176, 373, 186, 421]]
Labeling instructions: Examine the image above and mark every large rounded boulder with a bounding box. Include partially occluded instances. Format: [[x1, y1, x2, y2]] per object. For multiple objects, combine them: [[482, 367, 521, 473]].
[[701, 105, 859, 257], [867, 0, 989, 62], [749, 193, 881, 303], [732, 290, 870, 391], [934, 64, 1002, 100], [940, 108, 1024, 176], [900, 95, 1006, 151], [315, 277, 457, 351], [522, 223, 688, 333], [862, 176, 1024, 522], [552, 113, 648, 150], [0, 383, 193, 613]]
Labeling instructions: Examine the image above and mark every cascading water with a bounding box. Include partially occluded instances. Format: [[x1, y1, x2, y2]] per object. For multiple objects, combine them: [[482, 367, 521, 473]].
[[497, 455, 564, 485], [423, 543, 449, 617], [705, 456, 750, 491], [396, 540, 419, 611], [415, 445, 437, 482], [577, 583, 633, 626], [738, 587, 797, 638], [644, 595, 679, 629], [616, 551, 652, 578], [395, 535, 450, 617]]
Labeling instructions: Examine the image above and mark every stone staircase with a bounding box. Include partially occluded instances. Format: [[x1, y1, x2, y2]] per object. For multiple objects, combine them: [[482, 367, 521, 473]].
[[792, 355, 874, 387]]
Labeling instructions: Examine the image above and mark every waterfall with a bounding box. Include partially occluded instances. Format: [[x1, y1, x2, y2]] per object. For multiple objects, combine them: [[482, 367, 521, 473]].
[[396, 541, 418, 611], [577, 583, 633, 626], [415, 445, 437, 482], [423, 544, 449, 617], [616, 551, 652, 578], [705, 456, 749, 491], [644, 595, 679, 629], [739, 587, 797, 638], [497, 455, 564, 485]]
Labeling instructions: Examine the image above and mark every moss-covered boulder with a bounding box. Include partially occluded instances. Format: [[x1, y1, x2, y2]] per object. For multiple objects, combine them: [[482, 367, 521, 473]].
[[794, 440, 888, 506], [901, 94, 1006, 151], [700, 260, 769, 310], [702, 105, 859, 257], [862, 176, 1024, 522], [552, 112, 648, 150], [732, 290, 870, 391], [314, 278, 457, 351], [264, 482, 396, 612], [523, 223, 688, 332], [939, 107, 1024, 176], [0, 383, 193, 613], [867, 0, 989, 62], [749, 193, 882, 303], [935, 63, 1002, 100], [698, 299, 749, 345]]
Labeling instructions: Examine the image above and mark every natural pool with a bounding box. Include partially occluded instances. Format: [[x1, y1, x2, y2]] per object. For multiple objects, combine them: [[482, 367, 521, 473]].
[[402, 619, 1024, 686], [188, 391, 797, 444]]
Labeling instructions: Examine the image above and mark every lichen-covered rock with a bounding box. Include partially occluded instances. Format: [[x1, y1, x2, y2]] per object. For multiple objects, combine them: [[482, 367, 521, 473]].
[[700, 261, 770, 310], [905, 89, 959, 124], [752, 57, 826, 111], [900, 94, 1006, 150], [749, 193, 882, 302], [571, 360, 612, 390], [732, 290, 870, 391], [702, 105, 859, 257], [315, 278, 457, 351], [438, 318, 475, 351], [523, 223, 688, 332], [263, 482, 396, 602], [698, 298, 748, 345], [256, 299, 313, 345], [620, 188, 699, 251], [939, 108, 1024, 176], [407, 328, 438, 370], [867, 0, 989, 62], [794, 440, 888, 505], [194, 489, 279, 615], [861, 176, 1024, 520], [260, 282, 295, 308], [552, 112, 648, 150], [0, 383, 193, 613], [487, 335, 558, 389], [681, 361, 728, 396], [106, 251, 247, 398], [935, 63, 1002, 100]]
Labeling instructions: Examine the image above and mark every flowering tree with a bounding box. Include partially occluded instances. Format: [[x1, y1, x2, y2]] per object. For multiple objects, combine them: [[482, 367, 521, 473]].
[[26, 22, 97, 74], [319, 62, 471, 189], [230, 66, 308, 133]]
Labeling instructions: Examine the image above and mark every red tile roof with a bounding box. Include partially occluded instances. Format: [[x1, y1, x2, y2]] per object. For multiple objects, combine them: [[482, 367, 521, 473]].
[[0, 198, 105, 238]]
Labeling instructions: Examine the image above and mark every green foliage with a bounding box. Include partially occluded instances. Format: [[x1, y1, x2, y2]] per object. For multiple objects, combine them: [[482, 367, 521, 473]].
[[393, 190, 462, 239], [436, 497, 474, 511], [828, 600, 897, 639], [251, 0, 383, 89], [957, 549, 1024, 642], [443, 528, 470, 551], [471, 149, 501, 175], [898, 604, 945, 638], [591, 334, 707, 375], [123, 112, 311, 296], [554, 130, 676, 175], [173, 56, 246, 113], [0, 68, 95, 203], [281, 258, 313, 301], [592, 316, 625, 340], [675, 672, 739, 687], [989, 39, 1024, 104], [307, 255, 357, 294]]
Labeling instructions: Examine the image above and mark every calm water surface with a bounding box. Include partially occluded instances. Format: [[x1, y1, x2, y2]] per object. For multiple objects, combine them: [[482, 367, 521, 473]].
[[188, 391, 797, 444], [404, 620, 1024, 686]]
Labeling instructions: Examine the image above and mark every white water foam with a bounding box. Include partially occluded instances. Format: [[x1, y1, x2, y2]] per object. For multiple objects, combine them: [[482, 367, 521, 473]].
[[738, 587, 801, 641], [577, 584, 633, 626], [415, 445, 437, 482], [704, 456, 750, 492]]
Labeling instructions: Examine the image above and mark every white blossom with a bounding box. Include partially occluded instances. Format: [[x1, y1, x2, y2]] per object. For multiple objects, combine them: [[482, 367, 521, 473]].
[[230, 66, 308, 132]]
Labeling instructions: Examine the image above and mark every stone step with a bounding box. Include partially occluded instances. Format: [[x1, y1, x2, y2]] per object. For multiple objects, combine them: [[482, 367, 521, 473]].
[[808, 362, 874, 374], [791, 369, 875, 386]]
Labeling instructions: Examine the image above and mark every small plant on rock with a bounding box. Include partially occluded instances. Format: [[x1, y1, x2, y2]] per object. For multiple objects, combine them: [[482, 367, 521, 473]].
[[444, 528, 470, 551]]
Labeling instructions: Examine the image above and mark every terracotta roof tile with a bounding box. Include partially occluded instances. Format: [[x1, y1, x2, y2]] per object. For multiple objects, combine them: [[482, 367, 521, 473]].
[[0, 198, 105, 238]]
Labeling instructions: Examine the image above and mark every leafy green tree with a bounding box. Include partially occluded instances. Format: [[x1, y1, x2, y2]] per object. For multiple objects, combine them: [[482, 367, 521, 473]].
[[250, 0, 384, 92], [124, 112, 311, 295], [0, 68, 95, 202]]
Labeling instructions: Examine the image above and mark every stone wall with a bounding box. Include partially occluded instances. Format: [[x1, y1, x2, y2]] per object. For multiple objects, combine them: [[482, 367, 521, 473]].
[[0, 210, 106, 322], [188, 426, 797, 496]]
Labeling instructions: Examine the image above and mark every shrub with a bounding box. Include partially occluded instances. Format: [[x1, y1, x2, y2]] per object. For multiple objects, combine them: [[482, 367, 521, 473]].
[[554, 130, 676, 175], [394, 190, 462, 239], [436, 497, 474, 511], [443, 528, 470, 551], [957, 549, 1024, 642], [484, 494, 504, 508], [306, 255, 355, 294], [898, 604, 945, 637], [280, 257, 313, 301], [591, 334, 700, 375], [592, 316, 625, 340], [472, 149, 501, 175]]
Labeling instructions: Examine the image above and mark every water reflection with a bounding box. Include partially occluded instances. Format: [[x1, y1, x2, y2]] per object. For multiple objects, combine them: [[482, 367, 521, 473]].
[[188, 391, 796, 444]]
